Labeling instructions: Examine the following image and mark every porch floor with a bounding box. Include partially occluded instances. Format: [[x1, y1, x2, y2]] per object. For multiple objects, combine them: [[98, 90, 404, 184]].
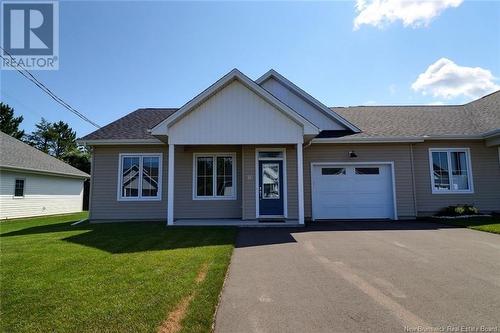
[[173, 219, 302, 227]]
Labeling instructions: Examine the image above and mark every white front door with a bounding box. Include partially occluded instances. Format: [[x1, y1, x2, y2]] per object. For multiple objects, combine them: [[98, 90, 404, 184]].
[[312, 164, 395, 220]]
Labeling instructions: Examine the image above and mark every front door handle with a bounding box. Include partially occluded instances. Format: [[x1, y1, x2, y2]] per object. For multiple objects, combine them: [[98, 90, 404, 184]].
[[259, 186, 262, 199]]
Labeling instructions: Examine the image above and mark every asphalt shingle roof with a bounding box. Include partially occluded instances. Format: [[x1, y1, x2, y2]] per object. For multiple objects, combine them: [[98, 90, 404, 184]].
[[0, 131, 89, 178], [331, 91, 500, 138], [80, 108, 177, 141], [79, 91, 499, 141]]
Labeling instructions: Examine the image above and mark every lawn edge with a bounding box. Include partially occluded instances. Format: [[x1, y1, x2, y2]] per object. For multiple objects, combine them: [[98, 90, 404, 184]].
[[210, 243, 235, 333], [427, 217, 500, 235]]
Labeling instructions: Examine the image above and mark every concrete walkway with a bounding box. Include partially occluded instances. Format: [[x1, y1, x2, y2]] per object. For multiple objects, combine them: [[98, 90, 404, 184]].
[[215, 220, 500, 332]]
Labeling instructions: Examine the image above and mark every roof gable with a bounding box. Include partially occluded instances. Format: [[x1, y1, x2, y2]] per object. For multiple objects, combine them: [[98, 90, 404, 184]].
[[150, 69, 319, 137], [256, 69, 360, 132]]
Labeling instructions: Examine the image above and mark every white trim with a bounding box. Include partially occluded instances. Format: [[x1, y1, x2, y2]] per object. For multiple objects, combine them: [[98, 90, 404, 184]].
[[0, 166, 88, 179], [117, 153, 163, 201], [167, 145, 174, 225], [312, 137, 424, 144], [192, 153, 237, 200], [13, 177, 25, 198], [150, 69, 319, 136], [256, 69, 361, 133], [310, 161, 398, 220], [297, 143, 304, 224], [255, 148, 288, 218], [78, 139, 165, 146], [428, 148, 474, 194]]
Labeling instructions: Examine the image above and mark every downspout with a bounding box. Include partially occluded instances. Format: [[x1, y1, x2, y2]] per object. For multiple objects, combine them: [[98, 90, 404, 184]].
[[409, 143, 418, 218]]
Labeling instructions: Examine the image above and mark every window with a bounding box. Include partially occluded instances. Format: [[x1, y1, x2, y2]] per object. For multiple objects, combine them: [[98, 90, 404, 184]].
[[355, 167, 379, 175], [118, 154, 162, 200], [258, 151, 284, 159], [429, 149, 473, 193], [194, 154, 236, 199], [14, 179, 25, 197], [322, 167, 346, 175]]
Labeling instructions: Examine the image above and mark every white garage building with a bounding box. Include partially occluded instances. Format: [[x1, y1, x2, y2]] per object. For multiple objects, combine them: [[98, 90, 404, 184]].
[[0, 132, 90, 219]]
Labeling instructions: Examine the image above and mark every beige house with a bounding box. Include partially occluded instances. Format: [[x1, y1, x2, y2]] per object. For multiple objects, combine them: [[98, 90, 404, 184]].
[[79, 69, 500, 225]]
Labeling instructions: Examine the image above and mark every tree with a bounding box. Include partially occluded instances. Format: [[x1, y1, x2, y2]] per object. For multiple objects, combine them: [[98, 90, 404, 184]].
[[27, 118, 55, 153], [64, 146, 91, 174], [0, 102, 25, 139], [51, 121, 77, 158]]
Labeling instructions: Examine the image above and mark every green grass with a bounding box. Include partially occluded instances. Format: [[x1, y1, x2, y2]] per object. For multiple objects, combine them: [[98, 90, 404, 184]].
[[0, 213, 236, 333], [431, 216, 500, 234]]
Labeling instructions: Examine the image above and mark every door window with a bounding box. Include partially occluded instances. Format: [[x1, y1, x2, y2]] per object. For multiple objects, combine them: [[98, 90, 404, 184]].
[[262, 163, 280, 199]]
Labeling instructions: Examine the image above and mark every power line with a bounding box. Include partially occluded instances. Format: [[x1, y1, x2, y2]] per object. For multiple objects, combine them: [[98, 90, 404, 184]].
[[0, 47, 101, 128]]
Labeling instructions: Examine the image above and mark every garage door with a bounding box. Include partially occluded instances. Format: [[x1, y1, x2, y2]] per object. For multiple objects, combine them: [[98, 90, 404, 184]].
[[312, 164, 395, 219]]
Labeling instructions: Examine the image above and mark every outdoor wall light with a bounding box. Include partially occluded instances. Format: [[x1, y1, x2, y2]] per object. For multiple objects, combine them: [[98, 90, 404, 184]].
[[349, 151, 358, 158]]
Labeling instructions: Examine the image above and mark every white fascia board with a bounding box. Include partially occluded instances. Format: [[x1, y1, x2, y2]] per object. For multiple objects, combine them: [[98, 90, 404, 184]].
[[0, 166, 89, 179], [150, 69, 319, 136], [77, 139, 165, 146], [312, 134, 491, 144], [312, 137, 424, 144], [256, 69, 361, 133]]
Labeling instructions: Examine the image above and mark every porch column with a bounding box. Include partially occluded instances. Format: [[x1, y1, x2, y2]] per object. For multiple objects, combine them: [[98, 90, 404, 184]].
[[167, 144, 175, 225], [297, 143, 305, 224]]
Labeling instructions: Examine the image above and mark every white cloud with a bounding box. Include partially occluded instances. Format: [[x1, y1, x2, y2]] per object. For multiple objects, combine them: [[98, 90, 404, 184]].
[[412, 58, 500, 100], [354, 0, 463, 30]]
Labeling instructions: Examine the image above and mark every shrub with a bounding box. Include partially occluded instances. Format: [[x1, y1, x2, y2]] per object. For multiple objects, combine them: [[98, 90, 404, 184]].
[[437, 204, 479, 216]]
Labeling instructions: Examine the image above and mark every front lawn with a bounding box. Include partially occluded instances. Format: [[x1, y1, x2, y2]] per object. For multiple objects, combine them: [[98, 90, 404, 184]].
[[431, 216, 500, 234], [0, 213, 236, 333]]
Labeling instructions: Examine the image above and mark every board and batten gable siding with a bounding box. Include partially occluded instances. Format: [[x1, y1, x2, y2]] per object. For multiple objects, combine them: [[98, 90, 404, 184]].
[[413, 140, 500, 215], [303, 144, 417, 219], [260, 77, 345, 131], [167, 81, 303, 145], [0, 170, 84, 219], [241, 145, 299, 220], [90, 145, 168, 221], [174, 145, 242, 219]]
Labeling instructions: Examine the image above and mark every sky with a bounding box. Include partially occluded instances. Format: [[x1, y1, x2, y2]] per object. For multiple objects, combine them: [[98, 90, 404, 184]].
[[1, 0, 499, 138]]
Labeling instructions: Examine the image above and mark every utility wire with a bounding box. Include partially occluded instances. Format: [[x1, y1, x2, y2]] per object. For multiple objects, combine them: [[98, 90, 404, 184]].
[[0, 47, 101, 128]]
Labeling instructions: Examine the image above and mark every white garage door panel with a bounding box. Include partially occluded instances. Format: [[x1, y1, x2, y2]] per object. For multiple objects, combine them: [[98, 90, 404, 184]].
[[312, 164, 395, 219]]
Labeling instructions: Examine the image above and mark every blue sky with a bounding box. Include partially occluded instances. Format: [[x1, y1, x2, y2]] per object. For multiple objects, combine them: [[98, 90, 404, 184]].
[[1, 0, 499, 137]]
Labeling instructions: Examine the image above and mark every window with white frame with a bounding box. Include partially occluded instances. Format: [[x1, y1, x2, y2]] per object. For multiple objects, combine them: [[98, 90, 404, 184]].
[[14, 179, 25, 197], [194, 153, 236, 199], [118, 154, 162, 200], [429, 148, 473, 193]]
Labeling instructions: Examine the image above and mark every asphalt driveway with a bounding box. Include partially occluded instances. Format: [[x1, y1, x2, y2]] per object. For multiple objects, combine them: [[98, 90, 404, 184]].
[[215, 221, 500, 332]]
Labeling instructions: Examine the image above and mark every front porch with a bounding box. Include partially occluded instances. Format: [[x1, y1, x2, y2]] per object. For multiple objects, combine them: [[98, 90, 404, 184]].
[[166, 144, 305, 225]]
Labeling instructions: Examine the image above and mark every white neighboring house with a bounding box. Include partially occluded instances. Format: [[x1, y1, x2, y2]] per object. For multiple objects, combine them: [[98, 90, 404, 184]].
[[0, 131, 90, 219]]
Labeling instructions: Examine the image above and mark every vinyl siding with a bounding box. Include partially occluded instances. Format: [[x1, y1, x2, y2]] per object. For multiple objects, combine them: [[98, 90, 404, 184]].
[[304, 144, 416, 219], [260, 78, 345, 130], [90, 145, 168, 221], [413, 140, 500, 215], [0, 170, 84, 219], [168, 81, 303, 145], [174, 146, 242, 219]]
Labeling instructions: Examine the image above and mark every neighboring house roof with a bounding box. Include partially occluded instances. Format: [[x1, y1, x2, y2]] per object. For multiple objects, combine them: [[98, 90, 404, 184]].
[[329, 90, 500, 141], [0, 131, 90, 178]]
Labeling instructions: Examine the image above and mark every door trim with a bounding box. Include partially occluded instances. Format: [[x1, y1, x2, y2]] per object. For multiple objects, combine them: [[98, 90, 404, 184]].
[[255, 148, 287, 218], [310, 161, 398, 221]]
